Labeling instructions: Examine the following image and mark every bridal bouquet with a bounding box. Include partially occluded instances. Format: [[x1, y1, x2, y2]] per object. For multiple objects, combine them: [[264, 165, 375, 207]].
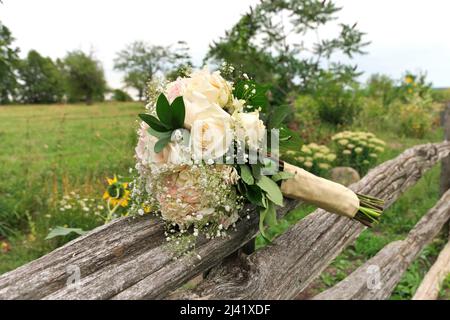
[[131, 66, 384, 244]]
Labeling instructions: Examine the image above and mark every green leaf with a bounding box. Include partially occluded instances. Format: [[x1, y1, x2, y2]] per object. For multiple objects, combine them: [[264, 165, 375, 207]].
[[139, 113, 170, 133], [246, 185, 264, 207], [45, 226, 86, 240], [259, 206, 270, 241], [251, 164, 262, 180], [171, 96, 186, 129], [154, 136, 171, 153], [265, 201, 278, 227], [268, 105, 290, 129], [156, 94, 172, 126], [256, 176, 284, 207], [239, 165, 254, 185], [271, 171, 294, 182], [148, 127, 172, 139]]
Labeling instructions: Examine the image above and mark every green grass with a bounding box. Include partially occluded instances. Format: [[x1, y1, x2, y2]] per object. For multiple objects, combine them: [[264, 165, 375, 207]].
[[0, 102, 142, 273]]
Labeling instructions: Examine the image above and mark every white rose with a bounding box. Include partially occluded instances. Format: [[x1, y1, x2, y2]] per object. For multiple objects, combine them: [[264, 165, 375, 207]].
[[135, 122, 170, 166], [186, 67, 232, 107], [232, 111, 266, 151], [166, 68, 232, 129], [190, 105, 233, 161]]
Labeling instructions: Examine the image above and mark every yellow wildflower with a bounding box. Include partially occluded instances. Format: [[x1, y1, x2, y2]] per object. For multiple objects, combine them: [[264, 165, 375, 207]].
[[103, 175, 130, 208]]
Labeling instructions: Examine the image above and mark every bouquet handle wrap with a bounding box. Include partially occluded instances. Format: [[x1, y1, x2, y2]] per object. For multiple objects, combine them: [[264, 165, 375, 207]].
[[280, 162, 360, 219]]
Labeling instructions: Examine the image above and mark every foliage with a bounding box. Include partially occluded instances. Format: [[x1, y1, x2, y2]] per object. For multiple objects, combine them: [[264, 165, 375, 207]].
[[0, 21, 20, 104], [396, 102, 434, 139], [311, 72, 362, 125], [206, 0, 369, 104], [331, 131, 385, 175], [431, 87, 450, 103], [114, 41, 187, 101], [399, 71, 433, 103], [111, 89, 132, 102], [139, 93, 186, 152], [282, 143, 335, 177], [165, 41, 193, 81], [61, 50, 107, 104], [18, 50, 65, 104], [364, 74, 399, 108]]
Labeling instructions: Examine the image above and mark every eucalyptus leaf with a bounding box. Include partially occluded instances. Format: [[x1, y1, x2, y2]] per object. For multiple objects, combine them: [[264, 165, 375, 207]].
[[271, 171, 295, 182], [45, 226, 86, 240], [256, 176, 284, 207], [251, 163, 262, 180], [246, 185, 264, 207], [265, 201, 278, 227], [154, 136, 171, 153], [139, 113, 170, 133], [148, 127, 172, 139], [156, 94, 172, 126], [239, 165, 254, 185], [259, 206, 270, 241], [171, 96, 186, 129]]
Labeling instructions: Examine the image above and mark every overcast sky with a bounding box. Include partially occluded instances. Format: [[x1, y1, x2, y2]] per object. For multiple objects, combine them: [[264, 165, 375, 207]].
[[2, 0, 450, 89]]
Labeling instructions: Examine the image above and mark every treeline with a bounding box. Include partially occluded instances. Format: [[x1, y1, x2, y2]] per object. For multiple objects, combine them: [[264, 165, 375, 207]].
[[2, 0, 449, 108], [0, 21, 191, 105]]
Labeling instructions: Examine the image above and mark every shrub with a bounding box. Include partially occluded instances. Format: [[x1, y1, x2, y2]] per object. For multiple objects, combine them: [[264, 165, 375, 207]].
[[431, 88, 450, 103], [399, 72, 433, 104], [312, 72, 362, 125], [112, 89, 132, 102], [364, 74, 399, 108], [282, 143, 336, 177], [396, 103, 434, 139], [331, 131, 385, 175]]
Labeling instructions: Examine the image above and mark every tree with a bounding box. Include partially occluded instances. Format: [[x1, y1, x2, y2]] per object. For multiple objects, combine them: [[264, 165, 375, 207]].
[[111, 89, 132, 102], [0, 21, 20, 104], [18, 50, 65, 103], [165, 41, 193, 81], [62, 50, 107, 104], [114, 41, 168, 101], [206, 0, 369, 104]]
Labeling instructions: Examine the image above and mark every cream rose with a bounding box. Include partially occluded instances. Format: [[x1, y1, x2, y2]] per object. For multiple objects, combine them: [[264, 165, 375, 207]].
[[232, 111, 266, 151], [190, 105, 233, 161], [166, 68, 232, 129]]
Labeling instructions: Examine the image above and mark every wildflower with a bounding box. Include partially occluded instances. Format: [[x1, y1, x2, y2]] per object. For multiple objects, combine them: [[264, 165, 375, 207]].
[[369, 153, 378, 158], [347, 144, 355, 149], [354, 147, 363, 154], [301, 145, 312, 154], [326, 154, 336, 162], [343, 150, 352, 155], [1, 241, 11, 253], [304, 161, 313, 168], [338, 139, 349, 146], [314, 152, 324, 159], [103, 176, 130, 208], [405, 76, 414, 84], [318, 163, 331, 170]]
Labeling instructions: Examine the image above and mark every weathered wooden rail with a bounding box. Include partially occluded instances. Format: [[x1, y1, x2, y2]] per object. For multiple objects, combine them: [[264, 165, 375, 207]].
[[1, 106, 449, 300]]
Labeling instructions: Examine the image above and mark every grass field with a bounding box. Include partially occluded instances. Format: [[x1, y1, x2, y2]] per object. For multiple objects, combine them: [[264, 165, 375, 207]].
[[0, 102, 448, 299], [0, 102, 142, 273]]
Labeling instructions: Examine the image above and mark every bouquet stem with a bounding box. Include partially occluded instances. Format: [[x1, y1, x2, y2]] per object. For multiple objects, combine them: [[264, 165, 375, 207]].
[[354, 194, 385, 227], [280, 162, 385, 227]]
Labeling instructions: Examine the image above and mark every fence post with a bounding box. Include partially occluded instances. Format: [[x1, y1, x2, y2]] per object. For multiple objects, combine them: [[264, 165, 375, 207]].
[[440, 103, 450, 196]]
